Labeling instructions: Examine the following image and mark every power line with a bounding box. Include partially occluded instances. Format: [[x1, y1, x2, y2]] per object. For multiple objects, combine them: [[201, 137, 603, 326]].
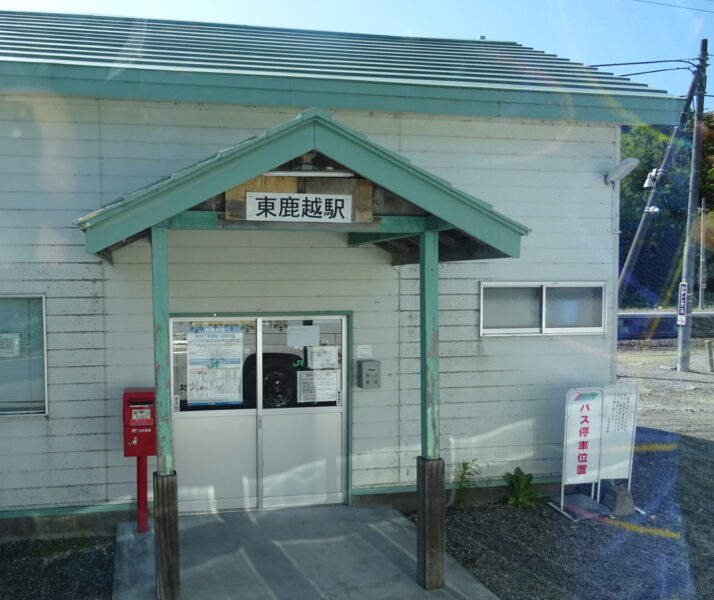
[[591, 58, 697, 67], [633, 0, 714, 14], [622, 66, 696, 76]]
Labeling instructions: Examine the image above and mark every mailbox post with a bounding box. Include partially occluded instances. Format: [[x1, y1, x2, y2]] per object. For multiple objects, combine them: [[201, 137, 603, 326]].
[[123, 388, 157, 533]]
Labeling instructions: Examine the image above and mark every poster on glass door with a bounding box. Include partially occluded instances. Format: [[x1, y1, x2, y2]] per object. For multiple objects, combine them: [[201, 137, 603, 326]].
[[297, 370, 338, 404], [307, 345, 339, 369], [187, 324, 244, 405]]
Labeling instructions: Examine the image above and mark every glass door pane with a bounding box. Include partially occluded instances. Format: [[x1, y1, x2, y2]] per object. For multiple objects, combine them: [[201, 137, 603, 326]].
[[260, 318, 343, 409], [171, 318, 259, 512], [260, 316, 345, 508], [172, 319, 257, 412]]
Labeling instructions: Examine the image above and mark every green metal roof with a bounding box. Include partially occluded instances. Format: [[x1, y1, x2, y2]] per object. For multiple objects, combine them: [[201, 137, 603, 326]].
[[75, 107, 529, 262], [0, 10, 683, 125]]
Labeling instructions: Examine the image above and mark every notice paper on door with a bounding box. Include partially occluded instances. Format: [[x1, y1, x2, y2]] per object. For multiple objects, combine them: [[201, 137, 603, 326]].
[[307, 345, 338, 369], [297, 370, 338, 403], [0, 333, 20, 358], [287, 325, 320, 348]]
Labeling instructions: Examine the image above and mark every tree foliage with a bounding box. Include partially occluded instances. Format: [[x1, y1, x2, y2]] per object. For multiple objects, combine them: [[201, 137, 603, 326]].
[[619, 112, 714, 308], [700, 112, 714, 202]]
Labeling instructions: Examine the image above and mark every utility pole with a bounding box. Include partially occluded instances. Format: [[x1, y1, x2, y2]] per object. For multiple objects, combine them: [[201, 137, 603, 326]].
[[699, 196, 707, 310], [618, 75, 698, 304], [677, 39, 708, 372]]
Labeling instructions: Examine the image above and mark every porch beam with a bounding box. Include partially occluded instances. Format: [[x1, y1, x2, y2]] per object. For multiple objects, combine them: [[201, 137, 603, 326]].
[[391, 238, 505, 266], [348, 231, 416, 246], [166, 211, 451, 234], [167, 210, 219, 229], [348, 216, 450, 246], [168, 212, 381, 233], [164, 210, 453, 242]]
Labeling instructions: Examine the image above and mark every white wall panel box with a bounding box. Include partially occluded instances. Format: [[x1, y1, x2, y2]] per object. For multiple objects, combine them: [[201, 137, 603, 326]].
[[357, 360, 381, 389]]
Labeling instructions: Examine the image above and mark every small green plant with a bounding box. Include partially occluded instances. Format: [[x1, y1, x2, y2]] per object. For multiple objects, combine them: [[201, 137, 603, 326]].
[[456, 458, 479, 510], [459, 459, 479, 487], [504, 467, 541, 508]]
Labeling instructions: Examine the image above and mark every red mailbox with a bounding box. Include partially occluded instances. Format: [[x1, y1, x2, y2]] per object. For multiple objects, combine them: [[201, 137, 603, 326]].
[[123, 388, 155, 533], [123, 388, 156, 457]]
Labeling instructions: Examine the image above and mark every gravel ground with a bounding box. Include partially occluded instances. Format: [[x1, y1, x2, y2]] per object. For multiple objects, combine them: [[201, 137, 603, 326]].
[[445, 341, 714, 600], [1, 342, 712, 600], [0, 536, 114, 600]]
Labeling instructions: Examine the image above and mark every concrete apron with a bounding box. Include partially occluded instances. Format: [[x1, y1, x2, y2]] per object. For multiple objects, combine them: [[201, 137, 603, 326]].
[[113, 504, 498, 600]]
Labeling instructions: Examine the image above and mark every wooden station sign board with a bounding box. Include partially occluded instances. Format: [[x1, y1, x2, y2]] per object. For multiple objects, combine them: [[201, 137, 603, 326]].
[[224, 175, 374, 225]]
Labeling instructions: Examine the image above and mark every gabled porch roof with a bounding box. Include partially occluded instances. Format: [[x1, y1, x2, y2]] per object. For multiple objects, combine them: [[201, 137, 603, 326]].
[[75, 107, 528, 263]]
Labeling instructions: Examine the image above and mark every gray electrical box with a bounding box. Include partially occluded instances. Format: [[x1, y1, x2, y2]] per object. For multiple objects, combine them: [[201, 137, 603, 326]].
[[357, 360, 380, 388]]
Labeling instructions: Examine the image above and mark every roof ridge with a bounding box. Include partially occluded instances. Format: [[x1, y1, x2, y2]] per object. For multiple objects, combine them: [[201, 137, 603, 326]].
[[0, 9, 683, 124], [0, 10, 524, 47]]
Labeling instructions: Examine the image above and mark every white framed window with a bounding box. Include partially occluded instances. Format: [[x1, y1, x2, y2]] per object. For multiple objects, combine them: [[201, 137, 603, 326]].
[[480, 283, 605, 336], [0, 296, 47, 415]]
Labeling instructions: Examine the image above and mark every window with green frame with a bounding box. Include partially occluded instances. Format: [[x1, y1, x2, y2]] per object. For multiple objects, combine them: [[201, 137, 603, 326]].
[[0, 297, 47, 414]]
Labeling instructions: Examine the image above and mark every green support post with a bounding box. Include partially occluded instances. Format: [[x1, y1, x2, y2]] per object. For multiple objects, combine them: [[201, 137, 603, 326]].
[[152, 225, 173, 475], [417, 229, 445, 590], [420, 230, 440, 459], [151, 226, 180, 600]]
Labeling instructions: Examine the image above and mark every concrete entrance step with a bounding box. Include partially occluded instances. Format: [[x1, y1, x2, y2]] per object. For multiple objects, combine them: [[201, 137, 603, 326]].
[[113, 504, 498, 599]]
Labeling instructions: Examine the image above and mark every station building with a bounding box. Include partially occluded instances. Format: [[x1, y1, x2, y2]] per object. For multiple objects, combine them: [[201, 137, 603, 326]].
[[0, 11, 681, 523]]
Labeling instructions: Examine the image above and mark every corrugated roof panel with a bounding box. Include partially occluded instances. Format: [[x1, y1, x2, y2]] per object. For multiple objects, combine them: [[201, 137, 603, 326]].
[[0, 10, 668, 95]]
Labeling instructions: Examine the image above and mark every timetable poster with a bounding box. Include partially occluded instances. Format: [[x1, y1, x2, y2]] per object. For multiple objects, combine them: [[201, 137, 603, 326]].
[[599, 385, 639, 480], [187, 324, 244, 405]]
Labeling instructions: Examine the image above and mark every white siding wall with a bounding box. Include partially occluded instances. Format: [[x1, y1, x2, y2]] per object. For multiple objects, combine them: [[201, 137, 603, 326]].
[[340, 112, 619, 483], [0, 95, 618, 509], [105, 231, 401, 495], [0, 97, 107, 510]]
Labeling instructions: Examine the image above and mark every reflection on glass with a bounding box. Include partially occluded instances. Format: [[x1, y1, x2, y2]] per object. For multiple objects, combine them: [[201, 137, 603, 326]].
[[483, 287, 541, 330], [171, 317, 344, 412], [0, 297, 45, 414], [546, 287, 603, 329], [261, 319, 342, 409]]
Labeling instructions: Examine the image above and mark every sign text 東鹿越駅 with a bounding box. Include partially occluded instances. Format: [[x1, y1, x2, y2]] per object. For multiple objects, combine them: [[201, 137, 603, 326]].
[[246, 192, 352, 223]]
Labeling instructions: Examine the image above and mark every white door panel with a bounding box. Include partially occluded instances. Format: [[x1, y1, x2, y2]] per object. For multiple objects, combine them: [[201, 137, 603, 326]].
[[262, 412, 343, 504], [174, 413, 258, 513]]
